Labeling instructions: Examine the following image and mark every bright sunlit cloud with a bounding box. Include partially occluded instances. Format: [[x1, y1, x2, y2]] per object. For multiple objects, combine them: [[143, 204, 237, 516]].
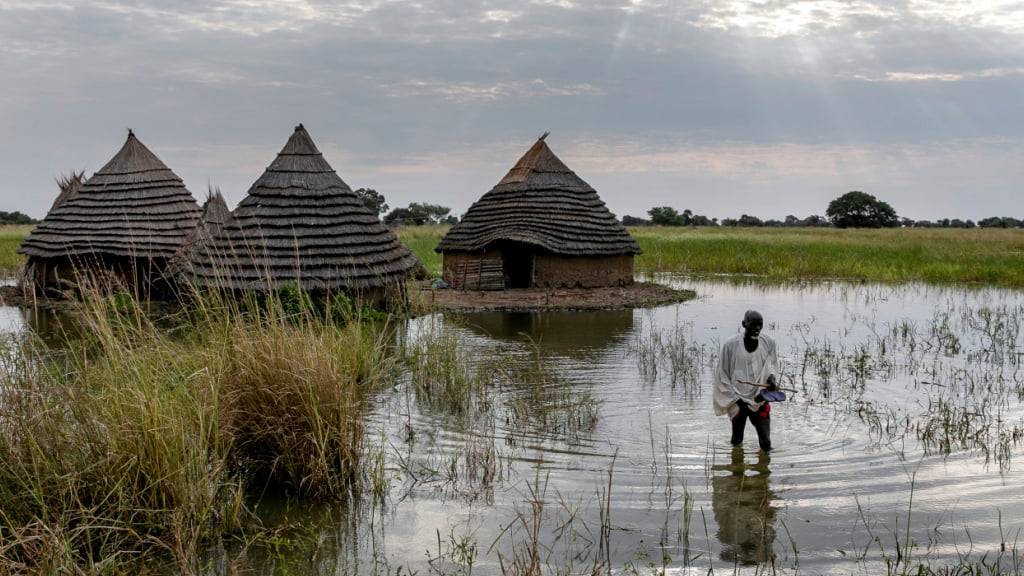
[[694, 0, 898, 37], [0, 0, 1021, 220]]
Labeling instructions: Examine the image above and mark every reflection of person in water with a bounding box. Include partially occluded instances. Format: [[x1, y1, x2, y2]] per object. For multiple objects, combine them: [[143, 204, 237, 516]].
[[711, 447, 777, 565]]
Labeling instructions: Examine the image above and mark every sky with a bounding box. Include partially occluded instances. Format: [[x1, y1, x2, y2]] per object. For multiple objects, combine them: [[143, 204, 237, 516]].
[[1, 0, 1022, 222]]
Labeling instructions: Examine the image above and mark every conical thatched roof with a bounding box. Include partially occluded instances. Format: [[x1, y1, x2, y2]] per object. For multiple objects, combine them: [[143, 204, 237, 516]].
[[50, 171, 85, 212], [187, 124, 420, 291], [19, 131, 201, 259], [169, 189, 232, 277], [436, 135, 640, 256]]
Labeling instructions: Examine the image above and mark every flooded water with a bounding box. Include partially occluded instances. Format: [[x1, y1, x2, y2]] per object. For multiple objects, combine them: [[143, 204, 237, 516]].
[[5, 277, 1024, 574]]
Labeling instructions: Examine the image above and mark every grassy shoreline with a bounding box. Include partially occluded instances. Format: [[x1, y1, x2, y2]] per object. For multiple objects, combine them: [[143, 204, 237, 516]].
[[0, 224, 32, 275], [0, 289, 397, 571], [396, 225, 1024, 287], [630, 226, 1024, 286], [5, 224, 1023, 287]]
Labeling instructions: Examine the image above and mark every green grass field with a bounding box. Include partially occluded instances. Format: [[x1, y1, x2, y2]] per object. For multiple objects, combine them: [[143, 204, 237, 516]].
[[0, 225, 31, 275], [630, 226, 1024, 286], [396, 225, 444, 276], [6, 224, 1024, 287], [398, 225, 1024, 287]]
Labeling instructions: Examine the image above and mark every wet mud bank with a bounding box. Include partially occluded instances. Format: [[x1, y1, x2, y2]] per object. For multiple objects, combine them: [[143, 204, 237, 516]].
[[0, 284, 54, 309], [413, 281, 695, 312]]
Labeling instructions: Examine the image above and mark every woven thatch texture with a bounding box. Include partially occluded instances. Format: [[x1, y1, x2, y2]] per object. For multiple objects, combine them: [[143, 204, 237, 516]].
[[187, 125, 420, 291], [169, 190, 232, 277], [50, 171, 85, 212], [436, 136, 640, 256], [19, 132, 201, 259]]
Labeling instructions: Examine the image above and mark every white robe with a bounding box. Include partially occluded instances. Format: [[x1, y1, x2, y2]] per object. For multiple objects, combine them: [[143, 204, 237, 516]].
[[713, 334, 778, 418]]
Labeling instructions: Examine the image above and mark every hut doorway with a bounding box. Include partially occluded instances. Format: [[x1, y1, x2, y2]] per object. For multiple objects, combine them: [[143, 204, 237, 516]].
[[501, 249, 534, 288]]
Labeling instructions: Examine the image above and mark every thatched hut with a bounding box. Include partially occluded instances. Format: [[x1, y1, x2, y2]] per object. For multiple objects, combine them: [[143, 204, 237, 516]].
[[185, 124, 419, 304], [436, 134, 640, 290], [18, 131, 201, 295], [168, 189, 232, 279]]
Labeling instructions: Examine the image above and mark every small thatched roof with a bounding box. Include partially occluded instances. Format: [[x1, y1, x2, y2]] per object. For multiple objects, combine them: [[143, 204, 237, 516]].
[[169, 189, 232, 277], [19, 131, 201, 260], [50, 171, 85, 212], [187, 124, 420, 291], [436, 134, 640, 256]]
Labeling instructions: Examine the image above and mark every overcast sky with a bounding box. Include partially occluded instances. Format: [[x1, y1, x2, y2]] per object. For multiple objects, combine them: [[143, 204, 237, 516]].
[[1, 0, 1022, 221]]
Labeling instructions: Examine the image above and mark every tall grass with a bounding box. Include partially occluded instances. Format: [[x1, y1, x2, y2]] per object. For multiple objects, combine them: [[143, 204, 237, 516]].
[[0, 224, 32, 276], [631, 226, 1024, 286], [395, 225, 447, 277], [387, 225, 1024, 286], [0, 285, 396, 571], [6, 224, 1024, 285]]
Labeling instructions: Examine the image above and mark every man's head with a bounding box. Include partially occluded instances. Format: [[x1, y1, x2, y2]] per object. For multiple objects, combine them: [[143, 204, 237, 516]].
[[742, 310, 763, 339]]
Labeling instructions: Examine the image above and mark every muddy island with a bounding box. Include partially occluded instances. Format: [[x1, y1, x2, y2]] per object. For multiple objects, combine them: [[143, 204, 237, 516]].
[[413, 280, 694, 312]]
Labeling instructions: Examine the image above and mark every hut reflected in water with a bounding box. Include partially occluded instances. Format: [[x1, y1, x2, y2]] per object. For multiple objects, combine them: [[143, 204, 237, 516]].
[[459, 309, 634, 359]]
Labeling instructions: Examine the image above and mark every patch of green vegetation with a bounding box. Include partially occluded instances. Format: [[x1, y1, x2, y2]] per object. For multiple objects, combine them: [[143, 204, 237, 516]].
[[395, 224, 447, 276], [630, 226, 1024, 286], [6, 224, 1024, 286], [0, 224, 32, 275], [392, 225, 1024, 286], [0, 287, 397, 571]]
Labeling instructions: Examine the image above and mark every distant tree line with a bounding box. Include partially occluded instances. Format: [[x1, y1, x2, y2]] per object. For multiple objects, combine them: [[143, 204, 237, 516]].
[[0, 211, 37, 225], [626, 207, 718, 227], [355, 188, 458, 226], [13, 183, 1022, 231], [900, 217, 1024, 229], [384, 203, 458, 226], [622, 191, 1023, 229], [722, 214, 833, 227]]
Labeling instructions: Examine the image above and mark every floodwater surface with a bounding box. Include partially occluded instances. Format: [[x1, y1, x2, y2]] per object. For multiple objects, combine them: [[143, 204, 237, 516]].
[[5, 277, 1024, 574]]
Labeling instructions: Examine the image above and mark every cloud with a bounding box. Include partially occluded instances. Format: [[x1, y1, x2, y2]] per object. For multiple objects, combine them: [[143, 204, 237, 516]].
[[693, 0, 899, 37], [83, 0, 371, 36], [908, 0, 1024, 34], [0, 0, 1022, 221], [380, 79, 604, 103]]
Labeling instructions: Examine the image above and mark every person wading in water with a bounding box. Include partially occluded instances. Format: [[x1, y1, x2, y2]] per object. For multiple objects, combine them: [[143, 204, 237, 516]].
[[713, 310, 779, 452]]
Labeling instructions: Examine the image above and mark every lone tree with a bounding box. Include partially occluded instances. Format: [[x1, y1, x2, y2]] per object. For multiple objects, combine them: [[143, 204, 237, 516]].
[[354, 188, 388, 215], [648, 206, 684, 226], [826, 191, 899, 228]]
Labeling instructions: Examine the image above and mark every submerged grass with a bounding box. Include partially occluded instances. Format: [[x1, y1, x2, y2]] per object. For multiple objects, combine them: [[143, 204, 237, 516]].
[[0, 285, 396, 572]]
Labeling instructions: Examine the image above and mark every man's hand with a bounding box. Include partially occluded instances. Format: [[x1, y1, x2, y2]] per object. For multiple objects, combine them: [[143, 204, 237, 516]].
[[766, 374, 778, 391]]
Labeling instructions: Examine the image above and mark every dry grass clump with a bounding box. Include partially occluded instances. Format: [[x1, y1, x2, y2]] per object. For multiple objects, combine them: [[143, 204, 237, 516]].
[[220, 314, 392, 497], [0, 285, 395, 572]]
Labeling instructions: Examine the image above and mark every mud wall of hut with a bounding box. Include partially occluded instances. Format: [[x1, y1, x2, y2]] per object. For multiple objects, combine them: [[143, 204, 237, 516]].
[[443, 251, 634, 290], [533, 254, 633, 288]]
